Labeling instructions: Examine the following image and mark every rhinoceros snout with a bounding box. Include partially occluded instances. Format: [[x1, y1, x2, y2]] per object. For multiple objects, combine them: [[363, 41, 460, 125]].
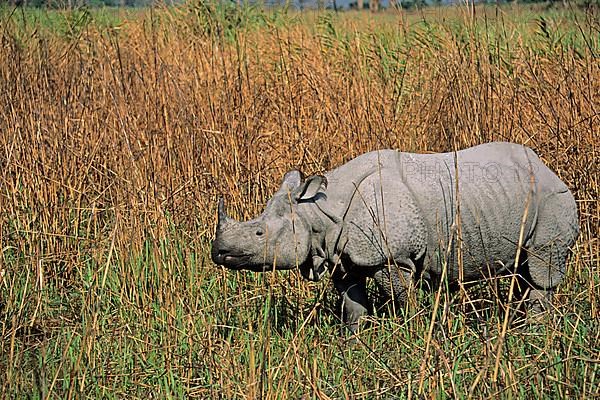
[[211, 241, 250, 269], [211, 241, 230, 265], [210, 244, 226, 265]]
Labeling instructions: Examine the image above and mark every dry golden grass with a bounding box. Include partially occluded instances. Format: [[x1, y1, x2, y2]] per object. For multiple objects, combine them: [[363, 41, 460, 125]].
[[0, 2, 598, 398]]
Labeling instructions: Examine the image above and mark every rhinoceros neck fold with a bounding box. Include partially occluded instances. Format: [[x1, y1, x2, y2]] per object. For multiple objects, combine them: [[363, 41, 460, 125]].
[[301, 199, 345, 270], [293, 199, 339, 275]]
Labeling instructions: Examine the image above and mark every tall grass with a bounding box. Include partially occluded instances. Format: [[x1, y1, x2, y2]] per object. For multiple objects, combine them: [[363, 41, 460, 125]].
[[0, 2, 598, 398]]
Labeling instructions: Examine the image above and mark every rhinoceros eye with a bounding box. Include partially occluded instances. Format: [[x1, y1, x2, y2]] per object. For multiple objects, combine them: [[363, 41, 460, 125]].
[[255, 228, 264, 237]]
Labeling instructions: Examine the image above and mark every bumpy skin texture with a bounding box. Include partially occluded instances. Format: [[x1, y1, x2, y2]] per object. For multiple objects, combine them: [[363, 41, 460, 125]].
[[212, 142, 579, 333]]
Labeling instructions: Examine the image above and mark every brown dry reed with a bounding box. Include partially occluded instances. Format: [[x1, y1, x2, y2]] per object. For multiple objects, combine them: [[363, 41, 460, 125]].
[[0, 2, 599, 399]]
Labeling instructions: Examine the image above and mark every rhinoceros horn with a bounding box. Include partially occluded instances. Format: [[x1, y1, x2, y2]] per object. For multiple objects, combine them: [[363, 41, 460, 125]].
[[217, 197, 236, 229]]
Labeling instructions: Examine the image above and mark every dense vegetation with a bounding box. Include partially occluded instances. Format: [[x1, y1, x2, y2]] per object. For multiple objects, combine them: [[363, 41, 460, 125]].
[[0, 2, 598, 398]]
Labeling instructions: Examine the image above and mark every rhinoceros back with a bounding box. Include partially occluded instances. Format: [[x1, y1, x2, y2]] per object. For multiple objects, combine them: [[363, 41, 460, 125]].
[[397, 142, 574, 280]]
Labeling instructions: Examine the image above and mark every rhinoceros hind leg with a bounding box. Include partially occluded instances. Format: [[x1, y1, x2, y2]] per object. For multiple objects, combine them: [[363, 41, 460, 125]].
[[526, 286, 555, 316], [517, 190, 578, 316]]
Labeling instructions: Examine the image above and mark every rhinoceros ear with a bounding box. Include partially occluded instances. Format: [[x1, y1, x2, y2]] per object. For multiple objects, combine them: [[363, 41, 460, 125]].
[[294, 175, 327, 202], [280, 170, 303, 192]]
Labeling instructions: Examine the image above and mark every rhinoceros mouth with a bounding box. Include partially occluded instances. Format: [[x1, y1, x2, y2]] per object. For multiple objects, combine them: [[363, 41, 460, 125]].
[[223, 255, 246, 264], [221, 258, 274, 272], [213, 252, 251, 269], [214, 254, 291, 273]]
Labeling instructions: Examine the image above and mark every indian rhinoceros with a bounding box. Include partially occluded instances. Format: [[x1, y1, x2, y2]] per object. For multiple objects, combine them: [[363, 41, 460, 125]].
[[211, 142, 579, 332]]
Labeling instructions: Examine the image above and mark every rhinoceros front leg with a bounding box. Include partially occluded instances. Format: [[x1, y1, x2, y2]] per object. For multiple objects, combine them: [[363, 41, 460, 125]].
[[332, 270, 369, 335]]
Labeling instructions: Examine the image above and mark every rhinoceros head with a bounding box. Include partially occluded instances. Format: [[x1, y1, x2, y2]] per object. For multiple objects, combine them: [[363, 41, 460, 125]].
[[211, 170, 327, 274]]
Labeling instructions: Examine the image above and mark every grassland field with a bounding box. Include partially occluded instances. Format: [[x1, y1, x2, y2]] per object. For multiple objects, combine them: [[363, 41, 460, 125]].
[[0, 1, 599, 398]]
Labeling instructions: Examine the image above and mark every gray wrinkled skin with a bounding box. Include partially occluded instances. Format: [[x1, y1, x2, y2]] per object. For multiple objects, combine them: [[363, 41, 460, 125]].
[[212, 142, 579, 333]]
